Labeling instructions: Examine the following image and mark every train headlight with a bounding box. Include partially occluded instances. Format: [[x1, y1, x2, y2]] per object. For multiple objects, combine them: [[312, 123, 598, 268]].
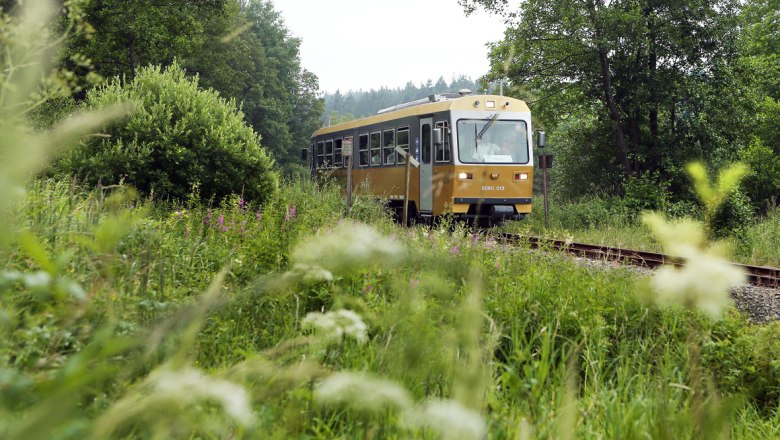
[[458, 172, 473, 180], [486, 100, 496, 109], [514, 173, 529, 181]]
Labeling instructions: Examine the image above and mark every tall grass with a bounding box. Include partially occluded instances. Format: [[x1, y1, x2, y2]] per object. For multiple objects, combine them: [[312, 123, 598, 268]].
[[509, 196, 780, 267], [3, 2, 780, 438]]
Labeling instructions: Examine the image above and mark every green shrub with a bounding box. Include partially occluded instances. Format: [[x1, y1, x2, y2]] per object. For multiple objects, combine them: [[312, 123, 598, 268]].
[[55, 63, 278, 204], [739, 138, 780, 213], [711, 189, 754, 239], [621, 171, 668, 216]]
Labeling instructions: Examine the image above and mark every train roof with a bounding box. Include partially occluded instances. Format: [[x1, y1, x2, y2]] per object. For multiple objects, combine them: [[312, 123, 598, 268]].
[[313, 94, 531, 137]]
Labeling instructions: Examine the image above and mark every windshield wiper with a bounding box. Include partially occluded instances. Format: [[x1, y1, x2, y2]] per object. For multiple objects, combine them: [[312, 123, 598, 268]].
[[476, 113, 499, 142]]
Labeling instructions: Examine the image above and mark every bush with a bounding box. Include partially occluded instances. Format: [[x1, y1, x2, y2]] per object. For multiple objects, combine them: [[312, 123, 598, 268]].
[[55, 63, 278, 204], [711, 189, 754, 239], [621, 171, 668, 215], [739, 138, 780, 213]]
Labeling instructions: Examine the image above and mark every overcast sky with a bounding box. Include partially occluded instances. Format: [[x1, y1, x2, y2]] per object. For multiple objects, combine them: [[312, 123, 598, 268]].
[[269, 0, 507, 94]]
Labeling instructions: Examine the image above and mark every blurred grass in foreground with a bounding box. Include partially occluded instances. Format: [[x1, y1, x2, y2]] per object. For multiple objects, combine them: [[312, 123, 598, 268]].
[[2, 1, 780, 439]]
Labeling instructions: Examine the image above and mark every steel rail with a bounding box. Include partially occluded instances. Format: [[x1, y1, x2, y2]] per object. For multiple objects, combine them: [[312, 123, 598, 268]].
[[497, 233, 780, 288]]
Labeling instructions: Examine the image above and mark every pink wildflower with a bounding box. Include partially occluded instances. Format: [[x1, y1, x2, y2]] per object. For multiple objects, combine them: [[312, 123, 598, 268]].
[[449, 246, 460, 256], [285, 206, 297, 222]]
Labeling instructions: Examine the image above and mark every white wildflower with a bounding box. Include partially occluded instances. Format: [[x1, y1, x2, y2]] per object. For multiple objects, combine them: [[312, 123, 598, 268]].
[[643, 213, 706, 258], [291, 221, 403, 275], [652, 254, 744, 320], [150, 367, 253, 425], [282, 263, 334, 283], [315, 372, 412, 412], [403, 399, 486, 440], [302, 309, 368, 344], [643, 212, 746, 320]]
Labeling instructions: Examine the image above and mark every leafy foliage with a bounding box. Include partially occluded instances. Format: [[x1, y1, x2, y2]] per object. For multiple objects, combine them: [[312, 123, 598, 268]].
[[63, 0, 323, 174], [55, 63, 278, 203]]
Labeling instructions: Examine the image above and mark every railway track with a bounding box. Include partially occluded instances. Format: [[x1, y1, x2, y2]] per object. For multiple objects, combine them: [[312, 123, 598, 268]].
[[497, 233, 780, 289]]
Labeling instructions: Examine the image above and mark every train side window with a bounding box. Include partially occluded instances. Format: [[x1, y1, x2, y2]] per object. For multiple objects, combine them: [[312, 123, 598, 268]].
[[396, 127, 409, 164], [334, 138, 343, 167], [435, 121, 450, 163], [370, 132, 381, 166], [383, 129, 395, 165], [316, 141, 325, 167], [422, 123, 431, 164], [358, 134, 369, 167], [325, 140, 334, 167]]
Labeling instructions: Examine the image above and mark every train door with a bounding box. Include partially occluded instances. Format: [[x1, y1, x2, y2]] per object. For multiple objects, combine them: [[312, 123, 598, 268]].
[[419, 118, 433, 213]]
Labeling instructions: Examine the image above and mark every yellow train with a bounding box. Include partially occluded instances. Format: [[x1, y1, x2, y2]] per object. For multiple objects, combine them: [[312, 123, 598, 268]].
[[307, 90, 542, 225]]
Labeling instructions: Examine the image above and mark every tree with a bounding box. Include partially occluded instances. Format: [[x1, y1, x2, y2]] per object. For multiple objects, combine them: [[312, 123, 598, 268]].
[[62, 0, 323, 175], [462, 0, 745, 198], [55, 63, 278, 203]]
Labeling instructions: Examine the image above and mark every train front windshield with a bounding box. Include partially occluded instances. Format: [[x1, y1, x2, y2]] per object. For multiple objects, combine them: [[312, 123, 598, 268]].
[[457, 119, 529, 164]]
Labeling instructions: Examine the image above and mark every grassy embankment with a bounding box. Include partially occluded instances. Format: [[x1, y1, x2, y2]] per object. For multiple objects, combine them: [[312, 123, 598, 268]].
[[507, 196, 780, 267], [2, 179, 780, 439]]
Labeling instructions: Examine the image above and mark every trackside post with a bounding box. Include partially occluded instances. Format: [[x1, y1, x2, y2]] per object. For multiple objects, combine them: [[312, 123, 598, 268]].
[[395, 145, 419, 225]]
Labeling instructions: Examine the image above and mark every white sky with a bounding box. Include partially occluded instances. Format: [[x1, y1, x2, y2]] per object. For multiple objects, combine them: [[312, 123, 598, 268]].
[[269, 0, 507, 94]]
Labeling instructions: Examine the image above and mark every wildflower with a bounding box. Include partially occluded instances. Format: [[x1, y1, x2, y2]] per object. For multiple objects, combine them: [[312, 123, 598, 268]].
[[150, 367, 252, 425], [285, 206, 297, 222], [642, 212, 745, 319], [362, 284, 373, 293], [255, 209, 263, 222], [283, 263, 334, 283], [403, 399, 486, 440], [302, 309, 368, 344], [217, 215, 225, 228], [651, 254, 744, 320], [203, 210, 212, 225], [484, 236, 496, 249], [315, 372, 412, 412], [238, 197, 246, 212], [291, 221, 403, 275], [449, 245, 461, 256]]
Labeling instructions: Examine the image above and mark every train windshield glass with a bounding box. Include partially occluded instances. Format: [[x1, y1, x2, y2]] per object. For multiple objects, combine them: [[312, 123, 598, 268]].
[[457, 119, 529, 164]]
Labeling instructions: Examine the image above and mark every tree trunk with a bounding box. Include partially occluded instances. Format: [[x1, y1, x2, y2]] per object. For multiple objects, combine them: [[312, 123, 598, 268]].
[[598, 47, 632, 175], [128, 33, 137, 78], [648, 28, 660, 171]]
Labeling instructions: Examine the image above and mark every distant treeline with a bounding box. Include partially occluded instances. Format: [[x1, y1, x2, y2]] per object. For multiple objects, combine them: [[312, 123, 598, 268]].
[[322, 76, 484, 123]]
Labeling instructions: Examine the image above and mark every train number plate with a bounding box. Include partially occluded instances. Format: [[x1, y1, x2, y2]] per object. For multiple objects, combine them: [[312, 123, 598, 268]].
[[481, 186, 505, 191]]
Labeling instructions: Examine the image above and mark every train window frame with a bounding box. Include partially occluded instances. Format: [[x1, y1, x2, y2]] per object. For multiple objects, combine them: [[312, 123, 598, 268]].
[[370, 131, 381, 167], [325, 140, 334, 167], [396, 126, 410, 165], [435, 121, 451, 163], [421, 122, 432, 165], [316, 141, 325, 168], [456, 118, 530, 165], [358, 133, 369, 167], [334, 138, 343, 167], [382, 129, 395, 166]]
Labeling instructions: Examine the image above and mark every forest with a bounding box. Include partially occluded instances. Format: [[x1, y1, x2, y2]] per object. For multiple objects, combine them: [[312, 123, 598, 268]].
[[1, 0, 780, 439]]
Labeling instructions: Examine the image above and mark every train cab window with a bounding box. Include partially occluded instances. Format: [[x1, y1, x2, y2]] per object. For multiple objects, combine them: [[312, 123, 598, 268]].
[[421, 123, 431, 164], [396, 127, 409, 164], [383, 129, 395, 165], [435, 121, 451, 163], [334, 138, 343, 167], [358, 134, 369, 167], [370, 132, 381, 166], [316, 141, 325, 167], [325, 140, 334, 167]]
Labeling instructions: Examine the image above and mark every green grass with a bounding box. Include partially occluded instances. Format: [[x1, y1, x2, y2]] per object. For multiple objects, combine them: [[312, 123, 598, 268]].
[[2, 180, 780, 439], [507, 196, 780, 267]]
